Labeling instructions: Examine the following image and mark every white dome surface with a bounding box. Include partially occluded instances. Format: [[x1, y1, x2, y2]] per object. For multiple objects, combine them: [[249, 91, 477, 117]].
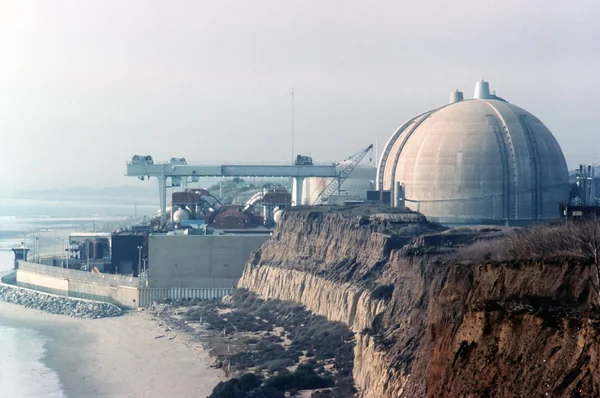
[[377, 88, 568, 223]]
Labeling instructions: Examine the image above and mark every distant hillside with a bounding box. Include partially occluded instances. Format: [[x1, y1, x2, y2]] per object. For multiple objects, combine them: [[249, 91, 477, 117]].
[[4, 185, 158, 203]]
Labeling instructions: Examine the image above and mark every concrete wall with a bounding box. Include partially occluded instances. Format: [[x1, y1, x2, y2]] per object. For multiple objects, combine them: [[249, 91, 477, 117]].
[[68, 279, 139, 308], [11, 262, 240, 308], [18, 270, 69, 292], [18, 262, 139, 287], [0, 271, 16, 285], [16, 261, 140, 308], [148, 234, 270, 288]]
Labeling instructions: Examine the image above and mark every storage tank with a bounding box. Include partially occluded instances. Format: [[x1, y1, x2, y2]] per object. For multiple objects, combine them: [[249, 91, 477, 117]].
[[173, 208, 190, 223], [376, 81, 569, 225], [94, 241, 104, 259], [302, 165, 376, 205], [273, 209, 284, 224]]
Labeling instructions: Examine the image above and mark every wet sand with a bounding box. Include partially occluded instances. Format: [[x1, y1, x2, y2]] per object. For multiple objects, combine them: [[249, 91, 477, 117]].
[[0, 302, 223, 397]]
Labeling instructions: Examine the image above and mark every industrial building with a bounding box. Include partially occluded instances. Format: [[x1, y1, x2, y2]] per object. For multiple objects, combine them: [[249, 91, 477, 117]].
[[377, 80, 569, 225], [560, 164, 600, 220], [147, 233, 270, 288]]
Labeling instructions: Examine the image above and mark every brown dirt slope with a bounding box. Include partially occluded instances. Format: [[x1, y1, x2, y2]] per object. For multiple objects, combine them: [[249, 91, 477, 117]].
[[241, 207, 600, 397]]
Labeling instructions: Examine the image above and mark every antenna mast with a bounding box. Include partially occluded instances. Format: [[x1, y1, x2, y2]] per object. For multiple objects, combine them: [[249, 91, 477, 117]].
[[291, 87, 295, 164]]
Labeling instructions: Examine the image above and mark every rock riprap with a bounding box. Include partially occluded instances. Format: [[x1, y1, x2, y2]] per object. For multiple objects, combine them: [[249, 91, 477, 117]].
[[0, 285, 121, 318]]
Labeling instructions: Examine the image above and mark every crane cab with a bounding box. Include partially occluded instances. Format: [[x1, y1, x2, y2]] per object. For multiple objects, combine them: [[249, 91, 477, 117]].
[[295, 155, 313, 165]]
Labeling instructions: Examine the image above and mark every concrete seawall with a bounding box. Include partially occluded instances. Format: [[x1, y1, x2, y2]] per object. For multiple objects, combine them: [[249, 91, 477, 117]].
[[12, 262, 235, 308], [17, 261, 140, 308]]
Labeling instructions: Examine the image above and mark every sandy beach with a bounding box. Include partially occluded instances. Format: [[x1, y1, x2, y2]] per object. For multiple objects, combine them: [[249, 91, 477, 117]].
[[0, 302, 223, 398]]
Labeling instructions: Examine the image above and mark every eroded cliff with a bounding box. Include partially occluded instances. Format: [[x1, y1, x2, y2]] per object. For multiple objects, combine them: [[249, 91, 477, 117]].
[[238, 207, 600, 397]]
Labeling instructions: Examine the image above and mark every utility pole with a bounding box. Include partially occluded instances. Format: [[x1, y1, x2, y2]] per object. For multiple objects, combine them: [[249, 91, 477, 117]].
[[61, 239, 65, 268], [291, 87, 295, 164], [137, 246, 143, 277]]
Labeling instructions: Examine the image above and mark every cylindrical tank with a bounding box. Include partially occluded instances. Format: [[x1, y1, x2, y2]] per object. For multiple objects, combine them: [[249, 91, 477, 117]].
[[449, 90, 464, 104], [273, 209, 284, 224], [474, 80, 491, 99], [173, 208, 190, 223], [94, 241, 103, 259], [301, 165, 376, 204], [84, 240, 94, 259]]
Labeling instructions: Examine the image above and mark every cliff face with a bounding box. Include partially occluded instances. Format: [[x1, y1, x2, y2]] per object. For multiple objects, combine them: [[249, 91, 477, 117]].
[[238, 207, 600, 397]]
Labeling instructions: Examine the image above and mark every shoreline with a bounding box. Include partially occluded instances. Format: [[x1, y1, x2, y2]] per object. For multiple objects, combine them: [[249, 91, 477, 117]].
[[0, 302, 223, 397]]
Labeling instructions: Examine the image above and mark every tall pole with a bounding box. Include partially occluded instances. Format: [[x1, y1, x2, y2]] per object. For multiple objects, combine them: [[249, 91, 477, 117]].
[[86, 241, 90, 271], [291, 87, 295, 164], [159, 174, 167, 226], [66, 239, 70, 269], [137, 246, 142, 277]]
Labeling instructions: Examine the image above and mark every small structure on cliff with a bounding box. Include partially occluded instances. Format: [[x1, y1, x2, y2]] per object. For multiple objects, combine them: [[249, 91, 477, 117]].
[[11, 245, 29, 269], [377, 80, 569, 225]]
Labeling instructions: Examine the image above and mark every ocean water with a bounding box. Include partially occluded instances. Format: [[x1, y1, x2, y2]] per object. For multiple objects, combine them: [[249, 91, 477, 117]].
[[0, 196, 155, 397], [0, 234, 66, 398], [0, 324, 65, 398]]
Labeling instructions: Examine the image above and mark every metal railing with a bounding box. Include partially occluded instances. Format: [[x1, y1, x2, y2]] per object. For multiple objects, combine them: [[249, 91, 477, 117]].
[[138, 287, 234, 307]]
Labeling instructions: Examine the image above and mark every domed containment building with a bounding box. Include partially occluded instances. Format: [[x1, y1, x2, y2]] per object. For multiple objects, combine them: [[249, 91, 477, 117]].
[[376, 81, 569, 225]]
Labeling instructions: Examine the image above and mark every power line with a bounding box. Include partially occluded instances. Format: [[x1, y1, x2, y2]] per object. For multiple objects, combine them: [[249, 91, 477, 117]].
[[291, 87, 295, 164]]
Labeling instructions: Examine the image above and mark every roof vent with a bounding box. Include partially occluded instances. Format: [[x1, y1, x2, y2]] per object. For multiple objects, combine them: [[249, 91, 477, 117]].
[[449, 90, 464, 104], [474, 80, 491, 99]]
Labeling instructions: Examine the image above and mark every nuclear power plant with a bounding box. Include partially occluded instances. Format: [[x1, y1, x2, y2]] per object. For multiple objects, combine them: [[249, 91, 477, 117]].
[[9, 79, 578, 307], [376, 80, 569, 225]]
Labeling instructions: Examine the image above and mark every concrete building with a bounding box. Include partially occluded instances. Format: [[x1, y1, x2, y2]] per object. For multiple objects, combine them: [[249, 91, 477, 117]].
[[377, 80, 569, 225], [147, 233, 270, 288]]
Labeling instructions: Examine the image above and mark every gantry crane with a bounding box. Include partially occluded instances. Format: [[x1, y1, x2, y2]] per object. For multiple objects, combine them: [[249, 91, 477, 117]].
[[313, 144, 374, 205]]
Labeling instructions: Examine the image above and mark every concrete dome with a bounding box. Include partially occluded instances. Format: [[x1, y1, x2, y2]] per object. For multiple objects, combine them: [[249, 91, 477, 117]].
[[377, 82, 569, 224]]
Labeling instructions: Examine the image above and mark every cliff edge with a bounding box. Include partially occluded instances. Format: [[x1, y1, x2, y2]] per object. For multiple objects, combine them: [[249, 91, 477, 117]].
[[238, 207, 600, 397]]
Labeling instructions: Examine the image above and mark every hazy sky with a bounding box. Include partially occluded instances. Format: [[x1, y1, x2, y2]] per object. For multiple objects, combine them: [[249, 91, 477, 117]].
[[1, 0, 599, 191]]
